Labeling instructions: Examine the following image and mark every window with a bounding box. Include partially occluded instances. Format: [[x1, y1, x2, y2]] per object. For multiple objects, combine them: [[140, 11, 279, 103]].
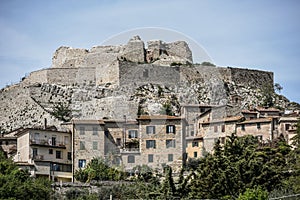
[[34, 133, 39, 141], [190, 130, 194, 136], [128, 155, 135, 163], [116, 138, 121, 146], [166, 125, 176, 134], [64, 136, 69, 145], [148, 154, 154, 163], [51, 136, 56, 146], [166, 139, 176, 148], [56, 151, 62, 159], [168, 154, 173, 162], [67, 152, 71, 160], [80, 127, 85, 135], [93, 141, 98, 150], [146, 140, 156, 149], [257, 123, 261, 129], [214, 126, 218, 132], [93, 127, 98, 135], [128, 130, 138, 138], [80, 141, 85, 150], [32, 148, 38, 157], [194, 152, 198, 158], [285, 124, 290, 131], [221, 125, 225, 132], [220, 137, 226, 144], [146, 126, 156, 134], [49, 149, 53, 154], [78, 159, 86, 168], [241, 124, 245, 131], [200, 108, 205, 113], [192, 141, 199, 147]]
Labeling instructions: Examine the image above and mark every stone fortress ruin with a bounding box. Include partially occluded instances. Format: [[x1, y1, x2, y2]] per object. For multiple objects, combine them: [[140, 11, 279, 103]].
[[0, 36, 287, 132]]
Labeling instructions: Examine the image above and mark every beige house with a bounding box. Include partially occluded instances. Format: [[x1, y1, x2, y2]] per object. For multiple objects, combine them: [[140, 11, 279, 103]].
[[14, 128, 72, 182], [72, 120, 119, 173], [236, 118, 277, 142], [278, 113, 299, 145], [197, 113, 244, 154], [135, 115, 187, 172]]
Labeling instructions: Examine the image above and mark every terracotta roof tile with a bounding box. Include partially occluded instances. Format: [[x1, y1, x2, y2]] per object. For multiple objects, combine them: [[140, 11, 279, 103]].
[[137, 115, 183, 120]]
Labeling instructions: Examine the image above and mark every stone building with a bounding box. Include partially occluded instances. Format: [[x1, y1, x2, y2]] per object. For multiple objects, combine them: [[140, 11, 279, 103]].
[[72, 120, 119, 173], [278, 112, 300, 145], [236, 118, 277, 142], [135, 115, 187, 172], [14, 128, 72, 182]]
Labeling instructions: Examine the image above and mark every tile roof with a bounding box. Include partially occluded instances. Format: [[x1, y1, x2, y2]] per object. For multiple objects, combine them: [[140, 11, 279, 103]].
[[255, 107, 280, 112], [72, 119, 105, 125], [137, 115, 183, 120], [238, 117, 272, 124], [202, 116, 244, 124]]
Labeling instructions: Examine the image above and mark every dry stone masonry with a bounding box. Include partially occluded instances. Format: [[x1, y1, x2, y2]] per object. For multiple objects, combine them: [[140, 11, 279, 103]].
[[0, 36, 296, 132]]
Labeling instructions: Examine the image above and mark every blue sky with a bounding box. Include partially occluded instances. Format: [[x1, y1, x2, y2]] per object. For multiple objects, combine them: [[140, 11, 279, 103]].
[[0, 0, 299, 103]]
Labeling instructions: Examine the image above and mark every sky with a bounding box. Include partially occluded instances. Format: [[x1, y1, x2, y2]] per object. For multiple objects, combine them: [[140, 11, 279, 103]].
[[0, 0, 299, 103]]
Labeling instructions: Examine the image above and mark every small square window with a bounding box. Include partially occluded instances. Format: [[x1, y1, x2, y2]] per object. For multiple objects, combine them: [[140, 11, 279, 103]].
[[56, 151, 62, 159], [192, 141, 199, 147], [257, 123, 261, 129], [166, 125, 175, 134], [146, 140, 156, 149], [78, 159, 86, 168], [80, 141, 85, 150], [116, 138, 121, 146], [49, 149, 53, 154], [214, 126, 218, 132], [241, 124, 245, 131], [221, 125, 225, 132], [148, 154, 154, 163], [67, 152, 72, 160], [194, 152, 198, 158], [93, 127, 98, 135], [166, 139, 176, 148], [128, 130, 138, 138], [128, 155, 135, 163], [168, 154, 173, 162], [79, 127, 85, 135], [146, 126, 156, 134], [93, 141, 98, 150]]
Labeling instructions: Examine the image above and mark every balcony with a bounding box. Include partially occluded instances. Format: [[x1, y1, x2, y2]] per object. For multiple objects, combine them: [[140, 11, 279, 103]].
[[30, 154, 44, 161], [120, 148, 140, 154], [30, 139, 66, 149]]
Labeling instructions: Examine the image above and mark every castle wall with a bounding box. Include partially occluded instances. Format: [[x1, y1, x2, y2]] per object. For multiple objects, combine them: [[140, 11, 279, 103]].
[[119, 62, 180, 86], [23, 69, 48, 85]]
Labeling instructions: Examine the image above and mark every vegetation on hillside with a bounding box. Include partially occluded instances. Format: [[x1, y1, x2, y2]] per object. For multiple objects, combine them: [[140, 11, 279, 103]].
[[0, 152, 51, 199]]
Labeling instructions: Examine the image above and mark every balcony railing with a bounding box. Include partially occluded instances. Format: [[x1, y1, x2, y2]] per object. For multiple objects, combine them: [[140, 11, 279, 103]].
[[30, 139, 66, 148], [30, 154, 44, 161], [120, 148, 140, 153]]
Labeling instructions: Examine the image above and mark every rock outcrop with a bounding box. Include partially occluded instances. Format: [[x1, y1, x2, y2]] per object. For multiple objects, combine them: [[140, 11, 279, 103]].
[[0, 36, 297, 132]]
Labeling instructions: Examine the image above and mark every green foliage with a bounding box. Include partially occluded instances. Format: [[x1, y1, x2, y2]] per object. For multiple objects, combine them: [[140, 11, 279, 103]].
[[74, 157, 126, 182], [188, 133, 294, 199], [51, 102, 72, 122], [201, 61, 216, 67], [160, 102, 174, 116], [274, 83, 283, 93], [0, 152, 51, 199], [238, 186, 268, 200]]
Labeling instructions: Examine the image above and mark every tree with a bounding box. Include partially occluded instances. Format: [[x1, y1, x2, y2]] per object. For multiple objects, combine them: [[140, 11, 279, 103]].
[[74, 157, 126, 182], [0, 152, 51, 199], [160, 102, 174, 116], [274, 83, 283, 93], [51, 102, 72, 122]]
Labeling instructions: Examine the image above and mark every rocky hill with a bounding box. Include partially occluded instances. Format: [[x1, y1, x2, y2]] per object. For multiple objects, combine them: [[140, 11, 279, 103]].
[[0, 36, 298, 132]]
